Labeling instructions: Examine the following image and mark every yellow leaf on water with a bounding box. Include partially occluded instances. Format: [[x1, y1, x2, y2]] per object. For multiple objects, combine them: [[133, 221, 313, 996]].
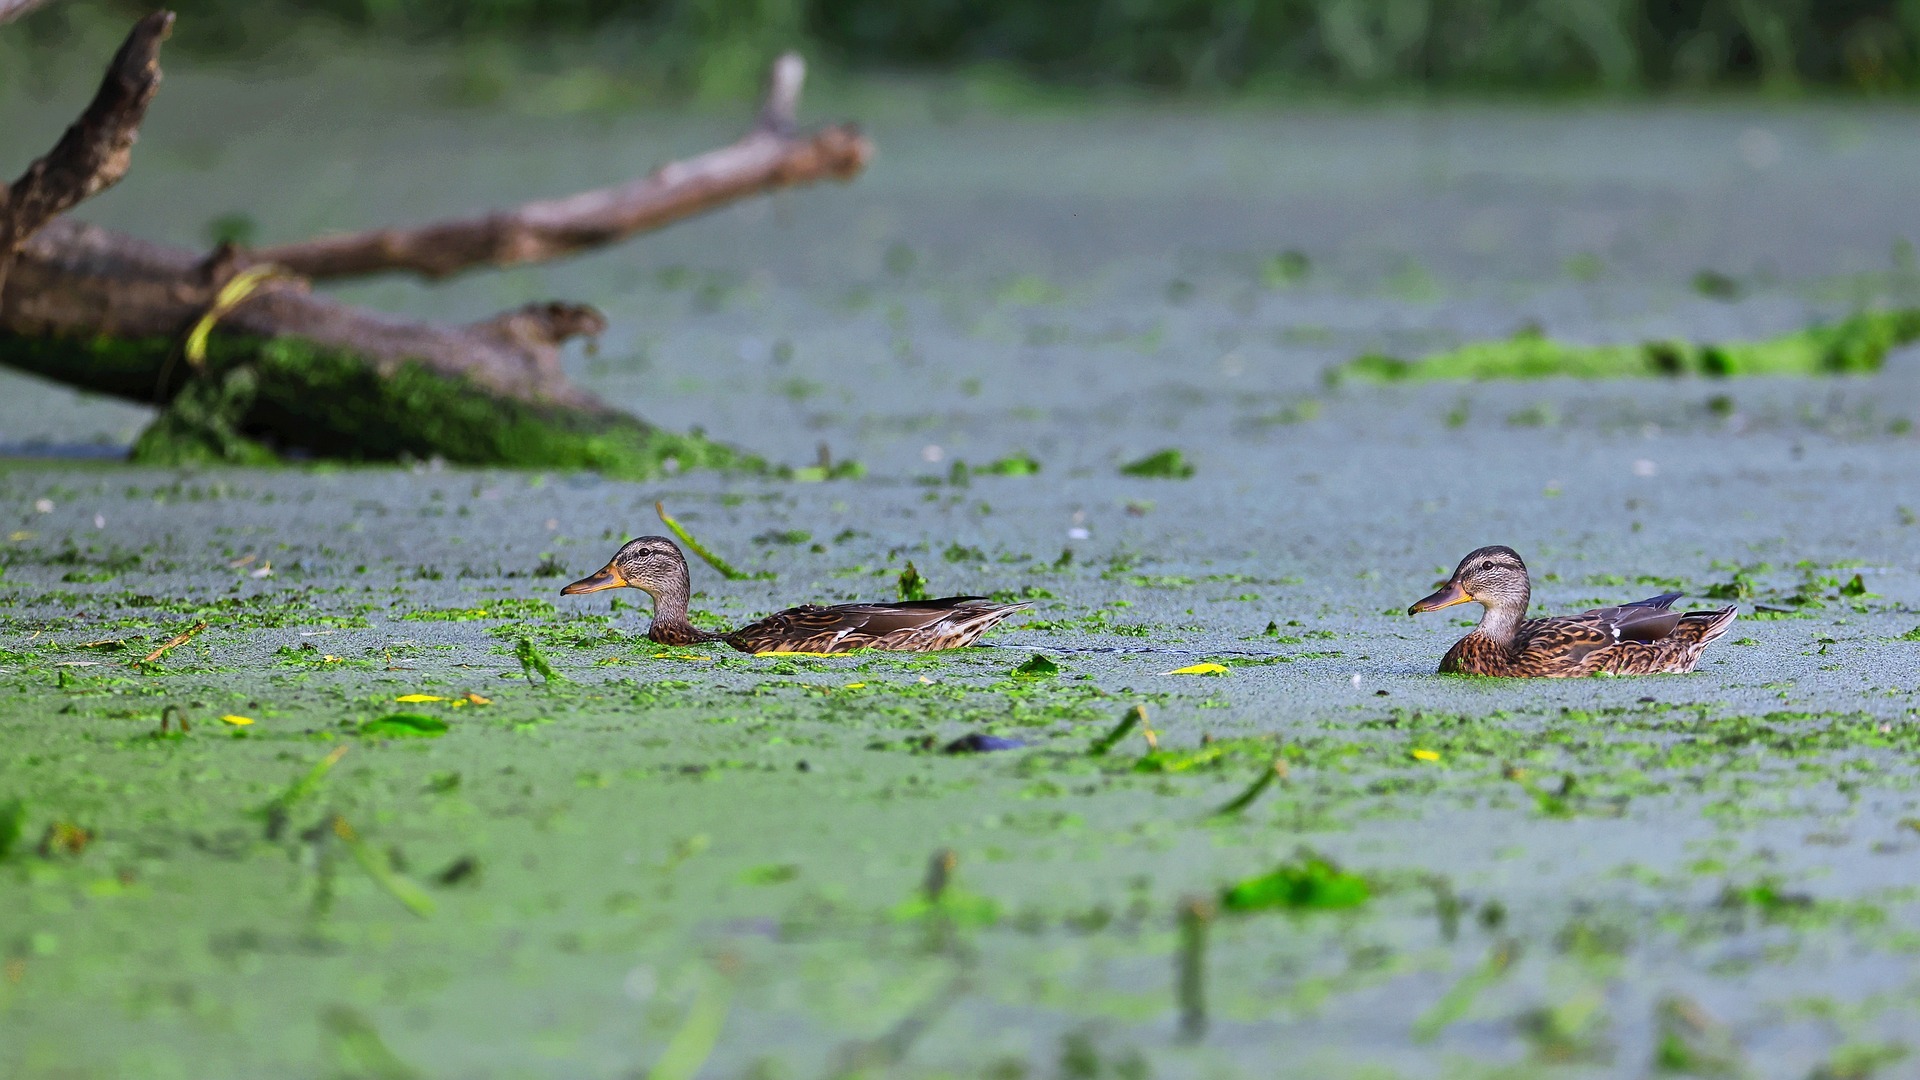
[[756, 650, 838, 658], [219, 714, 255, 726], [322, 655, 342, 663], [464, 693, 492, 705], [843, 682, 866, 689], [395, 694, 446, 703], [1164, 663, 1229, 675], [1411, 748, 1440, 762]]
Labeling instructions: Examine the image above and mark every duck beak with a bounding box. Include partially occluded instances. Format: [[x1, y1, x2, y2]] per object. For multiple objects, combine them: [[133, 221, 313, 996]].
[[561, 562, 626, 595], [1408, 579, 1471, 615]]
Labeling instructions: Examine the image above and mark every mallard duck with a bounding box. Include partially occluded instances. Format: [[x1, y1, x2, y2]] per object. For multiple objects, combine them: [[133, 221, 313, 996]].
[[561, 536, 1031, 654], [1407, 545, 1737, 677]]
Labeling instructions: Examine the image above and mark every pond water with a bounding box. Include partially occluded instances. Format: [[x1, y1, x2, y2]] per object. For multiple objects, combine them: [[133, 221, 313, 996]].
[[3, 46, 1920, 1080]]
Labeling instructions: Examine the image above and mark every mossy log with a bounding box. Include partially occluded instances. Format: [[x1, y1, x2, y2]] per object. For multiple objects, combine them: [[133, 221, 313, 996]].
[[0, 11, 870, 475]]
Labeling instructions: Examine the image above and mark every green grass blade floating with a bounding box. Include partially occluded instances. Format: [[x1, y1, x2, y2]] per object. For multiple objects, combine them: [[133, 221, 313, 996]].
[[0, 798, 25, 861], [254, 744, 349, 820], [647, 971, 731, 1080], [1212, 757, 1287, 816], [1413, 940, 1519, 1042], [322, 1004, 422, 1080], [656, 501, 754, 581], [333, 815, 436, 918], [1088, 704, 1146, 756]]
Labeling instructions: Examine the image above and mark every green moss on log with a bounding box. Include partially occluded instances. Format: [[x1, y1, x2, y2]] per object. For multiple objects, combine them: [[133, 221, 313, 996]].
[[1328, 309, 1920, 384], [0, 331, 755, 477]]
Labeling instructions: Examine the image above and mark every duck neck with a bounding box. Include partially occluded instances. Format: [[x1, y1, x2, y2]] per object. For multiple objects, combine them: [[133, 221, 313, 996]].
[[644, 567, 711, 644], [1473, 591, 1529, 646]]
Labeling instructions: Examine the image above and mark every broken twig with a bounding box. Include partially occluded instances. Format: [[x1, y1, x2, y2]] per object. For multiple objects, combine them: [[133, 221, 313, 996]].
[[137, 619, 207, 666]]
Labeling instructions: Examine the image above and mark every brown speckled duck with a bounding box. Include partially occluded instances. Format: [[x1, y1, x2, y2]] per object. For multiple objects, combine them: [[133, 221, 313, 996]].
[[561, 536, 1030, 654], [1407, 545, 1737, 677]]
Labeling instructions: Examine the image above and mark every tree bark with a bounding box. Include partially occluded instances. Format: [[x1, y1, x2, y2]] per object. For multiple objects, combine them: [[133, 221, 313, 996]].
[[247, 53, 869, 283], [0, 11, 870, 475]]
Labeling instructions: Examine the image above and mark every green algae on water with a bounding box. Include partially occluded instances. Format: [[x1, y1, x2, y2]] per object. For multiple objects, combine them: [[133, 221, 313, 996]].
[[1327, 309, 1920, 383], [1119, 448, 1195, 478], [1011, 653, 1059, 678], [897, 561, 928, 601], [359, 713, 449, 738], [1220, 852, 1369, 913]]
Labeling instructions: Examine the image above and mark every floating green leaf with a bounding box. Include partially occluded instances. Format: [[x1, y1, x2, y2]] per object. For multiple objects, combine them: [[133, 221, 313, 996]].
[[1120, 448, 1195, 479], [974, 453, 1041, 476], [1011, 653, 1059, 678], [1220, 852, 1369, 913], [897, 561, 928, 601], [360, 713, 449, 738]]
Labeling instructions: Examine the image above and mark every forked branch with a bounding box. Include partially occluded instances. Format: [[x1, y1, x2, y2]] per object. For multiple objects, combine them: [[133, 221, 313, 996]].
[[0, 9, 171, 297], [245, 52, 872, 282]]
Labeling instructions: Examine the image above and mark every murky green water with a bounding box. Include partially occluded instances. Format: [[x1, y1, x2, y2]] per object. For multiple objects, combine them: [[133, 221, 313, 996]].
[[4, 47, 1920, 1079]]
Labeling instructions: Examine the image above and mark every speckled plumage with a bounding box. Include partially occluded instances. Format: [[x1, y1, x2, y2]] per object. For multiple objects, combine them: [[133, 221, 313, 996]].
[[1409, 545, 1738, 677], [562, 536, 1029, 654]]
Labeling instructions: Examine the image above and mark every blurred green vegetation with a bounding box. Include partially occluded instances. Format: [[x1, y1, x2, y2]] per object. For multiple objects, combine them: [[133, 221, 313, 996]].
[[8, 0, 1920, 96]]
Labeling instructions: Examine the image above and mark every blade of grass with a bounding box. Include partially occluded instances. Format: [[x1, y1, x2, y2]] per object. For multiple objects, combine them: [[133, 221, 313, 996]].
[[1213, 756, 1287, 816], [1089, 704, 1149, 756], [656, 501, 753, 581], [256, 744, 349, 821], [332, 815, 436, 918], [1413, 939, 1518, 1042], [647, 970, 731, 1080]]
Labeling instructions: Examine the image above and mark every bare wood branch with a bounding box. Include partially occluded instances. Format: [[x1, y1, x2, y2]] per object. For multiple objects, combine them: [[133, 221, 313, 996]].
[[246, 53, 872, 282], [0, 10, 171, 298], [0, 0, 62, 26], [1, 18, 864, 474]]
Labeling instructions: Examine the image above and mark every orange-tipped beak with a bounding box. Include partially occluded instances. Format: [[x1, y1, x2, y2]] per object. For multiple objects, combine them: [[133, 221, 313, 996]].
[[1408, 579, 1472, 615], [561, 562, 626, 595]]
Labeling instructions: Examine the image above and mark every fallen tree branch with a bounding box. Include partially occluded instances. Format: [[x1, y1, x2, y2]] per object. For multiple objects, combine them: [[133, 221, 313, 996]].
[[0, 9, 170, 299], [246, 52, 871, 282], [0, 13, 868, 476]]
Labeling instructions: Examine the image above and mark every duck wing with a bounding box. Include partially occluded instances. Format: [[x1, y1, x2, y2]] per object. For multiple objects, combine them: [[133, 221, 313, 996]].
[[727, 596, 1030, 654], [1582, 592, 1687, 642]]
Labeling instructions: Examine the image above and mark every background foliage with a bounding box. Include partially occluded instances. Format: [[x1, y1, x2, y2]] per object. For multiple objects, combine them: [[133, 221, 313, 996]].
[[7, 0, 1920, 94]]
